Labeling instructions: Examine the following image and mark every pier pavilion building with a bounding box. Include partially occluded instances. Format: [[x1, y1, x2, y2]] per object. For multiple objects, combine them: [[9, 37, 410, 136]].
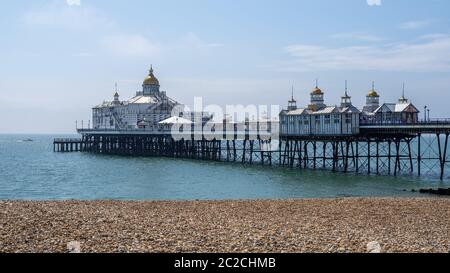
[[280, 84, 361, 136], [360, 84, 419, 125], [92, 67, 206, 130], [280, 83, 420, 136]]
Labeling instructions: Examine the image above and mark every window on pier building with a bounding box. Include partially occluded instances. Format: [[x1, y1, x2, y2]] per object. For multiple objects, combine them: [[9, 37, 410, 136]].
[[385, 113, 392, 122], [334, 114, 340, 124], [324, 115, 331, 124], [303, 116, 309, 125], [345, 114, 352, 124], [315, 116, 320, 125]]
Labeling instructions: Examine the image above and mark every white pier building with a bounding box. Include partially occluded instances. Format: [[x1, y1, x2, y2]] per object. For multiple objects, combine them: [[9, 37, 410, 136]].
[[92, 67, 209, 130], [280, 82, 419, 136]]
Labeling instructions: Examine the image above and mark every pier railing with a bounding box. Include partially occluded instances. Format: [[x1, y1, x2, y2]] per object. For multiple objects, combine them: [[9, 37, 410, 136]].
[[54, 138, 82, 143], [360, 119, 450, 126], [77, 123, 280, 141]]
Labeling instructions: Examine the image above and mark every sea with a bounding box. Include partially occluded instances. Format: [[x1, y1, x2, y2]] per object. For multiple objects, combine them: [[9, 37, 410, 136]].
[[0, 134, 449, 200]]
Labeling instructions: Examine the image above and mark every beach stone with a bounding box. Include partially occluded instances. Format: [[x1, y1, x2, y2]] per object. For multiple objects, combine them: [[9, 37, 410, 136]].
[[67, 241, 81, 253], [367, 241, 382, 253]]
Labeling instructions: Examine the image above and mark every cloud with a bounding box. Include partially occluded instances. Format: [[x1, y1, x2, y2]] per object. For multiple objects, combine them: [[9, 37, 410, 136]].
[[420, 33, 449, 40], [101, 34, 160, 57], [399, 20, 432, 30], [66, 0, 81, 6], [281, 36, 450, 72], [330, 33, 384, 42], [366, 0, 381, 6], [22, 2, 113, 31], [21, 5, 220, 60], [185, 32, 224, 48], [101, 32, 224, 59]]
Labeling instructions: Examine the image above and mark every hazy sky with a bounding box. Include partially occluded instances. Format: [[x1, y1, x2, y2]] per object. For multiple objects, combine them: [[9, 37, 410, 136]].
[[1, 0, 450, 133]]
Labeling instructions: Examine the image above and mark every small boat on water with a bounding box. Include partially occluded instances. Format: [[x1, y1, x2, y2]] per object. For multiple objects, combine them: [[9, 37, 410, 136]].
[[23, 139, 34, 142]]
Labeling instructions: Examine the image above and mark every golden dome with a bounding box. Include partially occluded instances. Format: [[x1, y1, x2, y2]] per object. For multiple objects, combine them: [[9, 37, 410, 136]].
[[367, 90, 379, 97], [311, 87, 323, 95], [143, 66, 160, 86], [367, 81, 379, 97]]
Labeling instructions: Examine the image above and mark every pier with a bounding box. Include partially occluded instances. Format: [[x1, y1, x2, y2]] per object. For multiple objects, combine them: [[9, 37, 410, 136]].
[[52, 67, 450, 180], [53, 120, 450, 180]]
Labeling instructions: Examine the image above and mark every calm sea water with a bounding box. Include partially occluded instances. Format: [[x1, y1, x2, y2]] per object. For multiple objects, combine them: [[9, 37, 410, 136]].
[[0, 134, 449, 200]]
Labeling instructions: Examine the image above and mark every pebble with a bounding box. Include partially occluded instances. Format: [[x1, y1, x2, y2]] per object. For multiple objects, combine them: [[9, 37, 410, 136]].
[[367, 241, 382, 253], [67, 241, 81, 253]]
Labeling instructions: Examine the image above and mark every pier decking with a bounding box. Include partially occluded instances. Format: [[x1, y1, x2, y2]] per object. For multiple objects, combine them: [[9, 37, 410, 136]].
[[53, 138, 84, 152]]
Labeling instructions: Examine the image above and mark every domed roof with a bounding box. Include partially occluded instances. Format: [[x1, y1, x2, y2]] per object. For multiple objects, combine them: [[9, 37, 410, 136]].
[[367, 90, 379, 97], [143, 66, 160, 86], [367, 81, 379, 97], [311, 87, 323, 95]]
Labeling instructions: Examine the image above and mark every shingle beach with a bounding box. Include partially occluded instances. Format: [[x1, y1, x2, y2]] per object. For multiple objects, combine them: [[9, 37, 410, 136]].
[[1, 198, 449, 253]]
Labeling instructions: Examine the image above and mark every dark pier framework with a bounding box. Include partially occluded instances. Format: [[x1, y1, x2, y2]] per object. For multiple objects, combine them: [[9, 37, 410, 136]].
[[280, 133, 449, 180], [54, 124, 450, 180]]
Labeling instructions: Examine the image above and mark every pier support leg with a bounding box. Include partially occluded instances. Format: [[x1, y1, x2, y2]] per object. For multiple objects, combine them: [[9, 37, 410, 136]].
[[367, 140, 371, 174], [438, 133, 449, 180], [417, 134, 421, 176], [322, 142, 327, 169], [394, 139, 401, 176], [388, 140, 392, 175], [303, 141, 308, 169], [407, 139, 414, 174], [376, 141, 379, 175], [344, 141, 350, 173], [249, 140, 254, 165], [332, 141, 338, 172], [313, 142, 317, 169]]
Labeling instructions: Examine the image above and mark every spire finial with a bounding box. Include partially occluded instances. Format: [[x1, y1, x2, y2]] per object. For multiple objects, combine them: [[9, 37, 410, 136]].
[[345, 80, 348, 96], [402, 82, 405, 97], [150, 65, 154, 74], [372, 81, 375, 91], [115, 82, 118, 92], [291, 85, 294, 100], [315, 78, 319, 88]]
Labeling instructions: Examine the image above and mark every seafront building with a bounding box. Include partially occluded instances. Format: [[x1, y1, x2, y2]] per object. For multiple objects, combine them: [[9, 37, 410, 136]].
[[279, 82, 419, 136], [92, 67, 211, 130]]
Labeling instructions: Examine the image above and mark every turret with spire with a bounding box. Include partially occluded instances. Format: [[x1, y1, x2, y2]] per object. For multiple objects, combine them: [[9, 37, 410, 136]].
[[340, 80, 352, 108], [308, 79, 326, 111], [113, 82, 120, 105], [398, 82, 409, 104], [363, 81, 380, 113], [288, 86, 297, 111]]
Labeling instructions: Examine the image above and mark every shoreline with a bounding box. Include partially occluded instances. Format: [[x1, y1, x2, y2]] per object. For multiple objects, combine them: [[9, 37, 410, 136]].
[[1, 198, 450, 253]]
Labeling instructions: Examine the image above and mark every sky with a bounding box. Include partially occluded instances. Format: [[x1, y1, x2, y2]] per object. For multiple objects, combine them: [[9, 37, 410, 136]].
[[1, 0, 450, 133]]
